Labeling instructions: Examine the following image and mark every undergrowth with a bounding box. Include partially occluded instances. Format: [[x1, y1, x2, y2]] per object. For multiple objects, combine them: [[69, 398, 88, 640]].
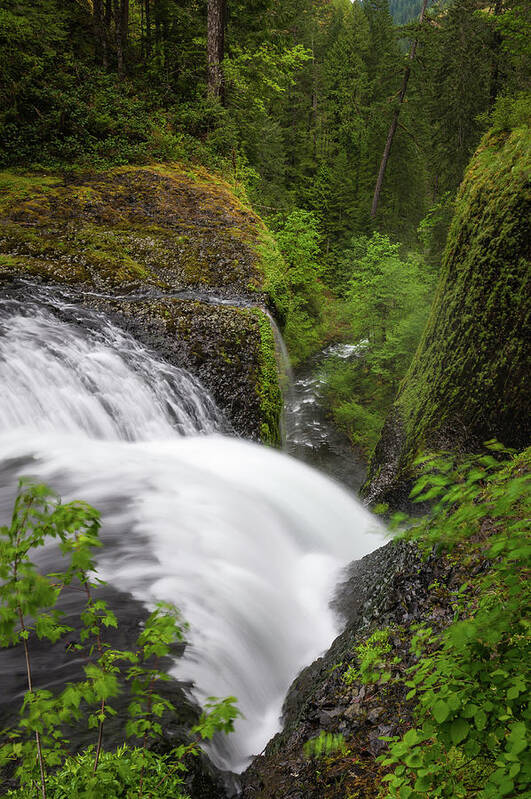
[[379, 444, 530, 797]]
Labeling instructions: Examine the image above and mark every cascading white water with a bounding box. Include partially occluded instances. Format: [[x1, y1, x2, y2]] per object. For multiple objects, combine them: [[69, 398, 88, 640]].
[[0, 297, 386, 772], [0, 299, 225, 439]]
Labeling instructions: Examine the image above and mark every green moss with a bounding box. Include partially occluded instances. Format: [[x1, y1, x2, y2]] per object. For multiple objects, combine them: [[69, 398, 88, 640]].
[[0, 164, 284, 442], [253, 309, 283, 447], [366, 123, 530, 502], [0, 172, 59, 214], [407, 126, 528, 441], [0, 163, 275, 297], [254, 230, 290, 326], [0, 253, 25, 269]]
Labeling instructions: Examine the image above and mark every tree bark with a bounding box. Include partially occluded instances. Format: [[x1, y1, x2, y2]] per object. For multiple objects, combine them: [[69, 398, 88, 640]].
[[114, 0, 129, 75], [92, 0, 109, 68], [370, 0, 428, 218], [207, 0, 227, 100]]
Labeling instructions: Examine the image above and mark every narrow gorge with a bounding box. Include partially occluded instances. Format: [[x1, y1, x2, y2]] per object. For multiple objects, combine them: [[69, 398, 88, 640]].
[[0, 92, 529, 799]]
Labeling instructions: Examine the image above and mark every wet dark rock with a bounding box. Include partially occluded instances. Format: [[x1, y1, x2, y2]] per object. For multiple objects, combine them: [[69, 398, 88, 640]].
[[240, 538, 459, 799]]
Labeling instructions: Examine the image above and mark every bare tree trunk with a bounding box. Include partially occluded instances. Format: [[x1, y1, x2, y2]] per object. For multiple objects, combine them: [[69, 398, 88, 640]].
[[370, 0, 428, 218], [113, 0, 128, 75], [207, 0, 226, 100], [93, 0, 109, 68]]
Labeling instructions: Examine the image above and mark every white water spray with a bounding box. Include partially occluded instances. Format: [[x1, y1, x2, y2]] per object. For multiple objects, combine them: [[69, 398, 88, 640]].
[[0, 301, 225, 439], [0, 298, 386, 772]]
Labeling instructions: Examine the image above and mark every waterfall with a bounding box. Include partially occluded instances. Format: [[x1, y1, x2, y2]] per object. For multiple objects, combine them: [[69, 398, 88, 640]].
[[0, 298, 226, 439], [0, 296, 386, 773]]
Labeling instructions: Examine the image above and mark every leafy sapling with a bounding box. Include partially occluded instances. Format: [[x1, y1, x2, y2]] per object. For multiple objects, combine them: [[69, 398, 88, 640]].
[[379, 447, 531, 798], [0, 481, 241, 798], [0, 480, 101, 798]]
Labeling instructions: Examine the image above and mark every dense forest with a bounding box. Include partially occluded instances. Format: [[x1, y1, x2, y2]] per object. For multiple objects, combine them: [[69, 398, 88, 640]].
[[0, 0, 529, 797]]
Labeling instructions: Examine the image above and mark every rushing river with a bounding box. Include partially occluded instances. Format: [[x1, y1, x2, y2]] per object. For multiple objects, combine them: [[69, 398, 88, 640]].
[[0, 295, 385, 773]]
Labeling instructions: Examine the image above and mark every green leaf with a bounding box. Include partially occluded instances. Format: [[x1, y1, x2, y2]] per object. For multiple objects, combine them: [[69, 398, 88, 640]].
[[403, 728, 420, 746], [450, 718, 470, 745], [475, 709, 487, 731], [432, 700, 450, 724]]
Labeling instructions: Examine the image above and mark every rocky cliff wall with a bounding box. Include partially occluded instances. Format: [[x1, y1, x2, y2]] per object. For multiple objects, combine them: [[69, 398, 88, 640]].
[[363, 124, 530, 507]]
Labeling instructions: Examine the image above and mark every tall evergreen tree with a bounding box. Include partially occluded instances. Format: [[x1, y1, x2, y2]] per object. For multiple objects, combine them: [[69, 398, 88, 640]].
[[207, 0, 227, 99]]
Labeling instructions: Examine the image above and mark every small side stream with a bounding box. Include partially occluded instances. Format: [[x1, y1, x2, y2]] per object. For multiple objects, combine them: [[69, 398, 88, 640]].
[[285, 347, 367, 493]]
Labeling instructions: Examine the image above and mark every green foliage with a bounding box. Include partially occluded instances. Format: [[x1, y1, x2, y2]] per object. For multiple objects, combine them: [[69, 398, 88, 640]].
[[395, 123, 530, 465], [495, 1, 531, 92], [270, 209, 327, 365], [255, 230, 291, 327], [303, 731, 347, 760], [0, 481, 240, 798], [413, 0, 493, 193], [252, 309, 283, 447], [416, 193, 454, 269], [343, 628, 395, 686], [6, 746, 190, 799], [489, 91, 531, 134], [388, 0, 436, 25], [380, 447, 531, 798], [322, 233, 436, 452], [1, 0, 529, 259]]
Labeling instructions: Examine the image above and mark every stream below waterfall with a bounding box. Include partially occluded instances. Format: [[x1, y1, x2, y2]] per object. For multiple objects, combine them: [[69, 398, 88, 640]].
[[285, 350, 367, 494], [0, 292, 386, 778]]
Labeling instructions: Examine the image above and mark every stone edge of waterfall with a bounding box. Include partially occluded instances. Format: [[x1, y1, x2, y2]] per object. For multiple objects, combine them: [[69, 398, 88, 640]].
[[0, 164, 287, 444]]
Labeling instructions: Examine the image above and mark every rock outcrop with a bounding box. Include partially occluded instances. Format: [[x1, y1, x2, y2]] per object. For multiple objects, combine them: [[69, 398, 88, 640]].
[[363, 124, 530, 507], [240, 538, 460, 798], [0, 164, 287, 443]]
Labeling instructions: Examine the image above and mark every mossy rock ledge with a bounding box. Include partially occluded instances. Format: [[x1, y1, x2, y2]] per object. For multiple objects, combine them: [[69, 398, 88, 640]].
[[363, 125, 530, 509], [0, 164, 286, 443]]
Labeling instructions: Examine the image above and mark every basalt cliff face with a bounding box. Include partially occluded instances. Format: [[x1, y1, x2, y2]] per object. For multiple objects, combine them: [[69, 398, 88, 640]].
[[364, 125, 530, 508], [0, 164, 286, 444]]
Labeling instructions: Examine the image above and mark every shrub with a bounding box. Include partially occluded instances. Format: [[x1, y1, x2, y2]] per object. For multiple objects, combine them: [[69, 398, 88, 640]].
[[380, 445, 530, 798], [322, 233, 436, 453]]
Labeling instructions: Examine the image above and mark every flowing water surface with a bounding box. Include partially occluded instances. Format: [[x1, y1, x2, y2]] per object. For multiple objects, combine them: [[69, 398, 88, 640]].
[[0, 295, 385, 772]]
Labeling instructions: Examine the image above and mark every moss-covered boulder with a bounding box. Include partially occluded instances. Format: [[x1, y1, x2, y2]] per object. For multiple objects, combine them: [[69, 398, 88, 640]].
[[364, 124, 530, 507], [0, 164, 286, 443]]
